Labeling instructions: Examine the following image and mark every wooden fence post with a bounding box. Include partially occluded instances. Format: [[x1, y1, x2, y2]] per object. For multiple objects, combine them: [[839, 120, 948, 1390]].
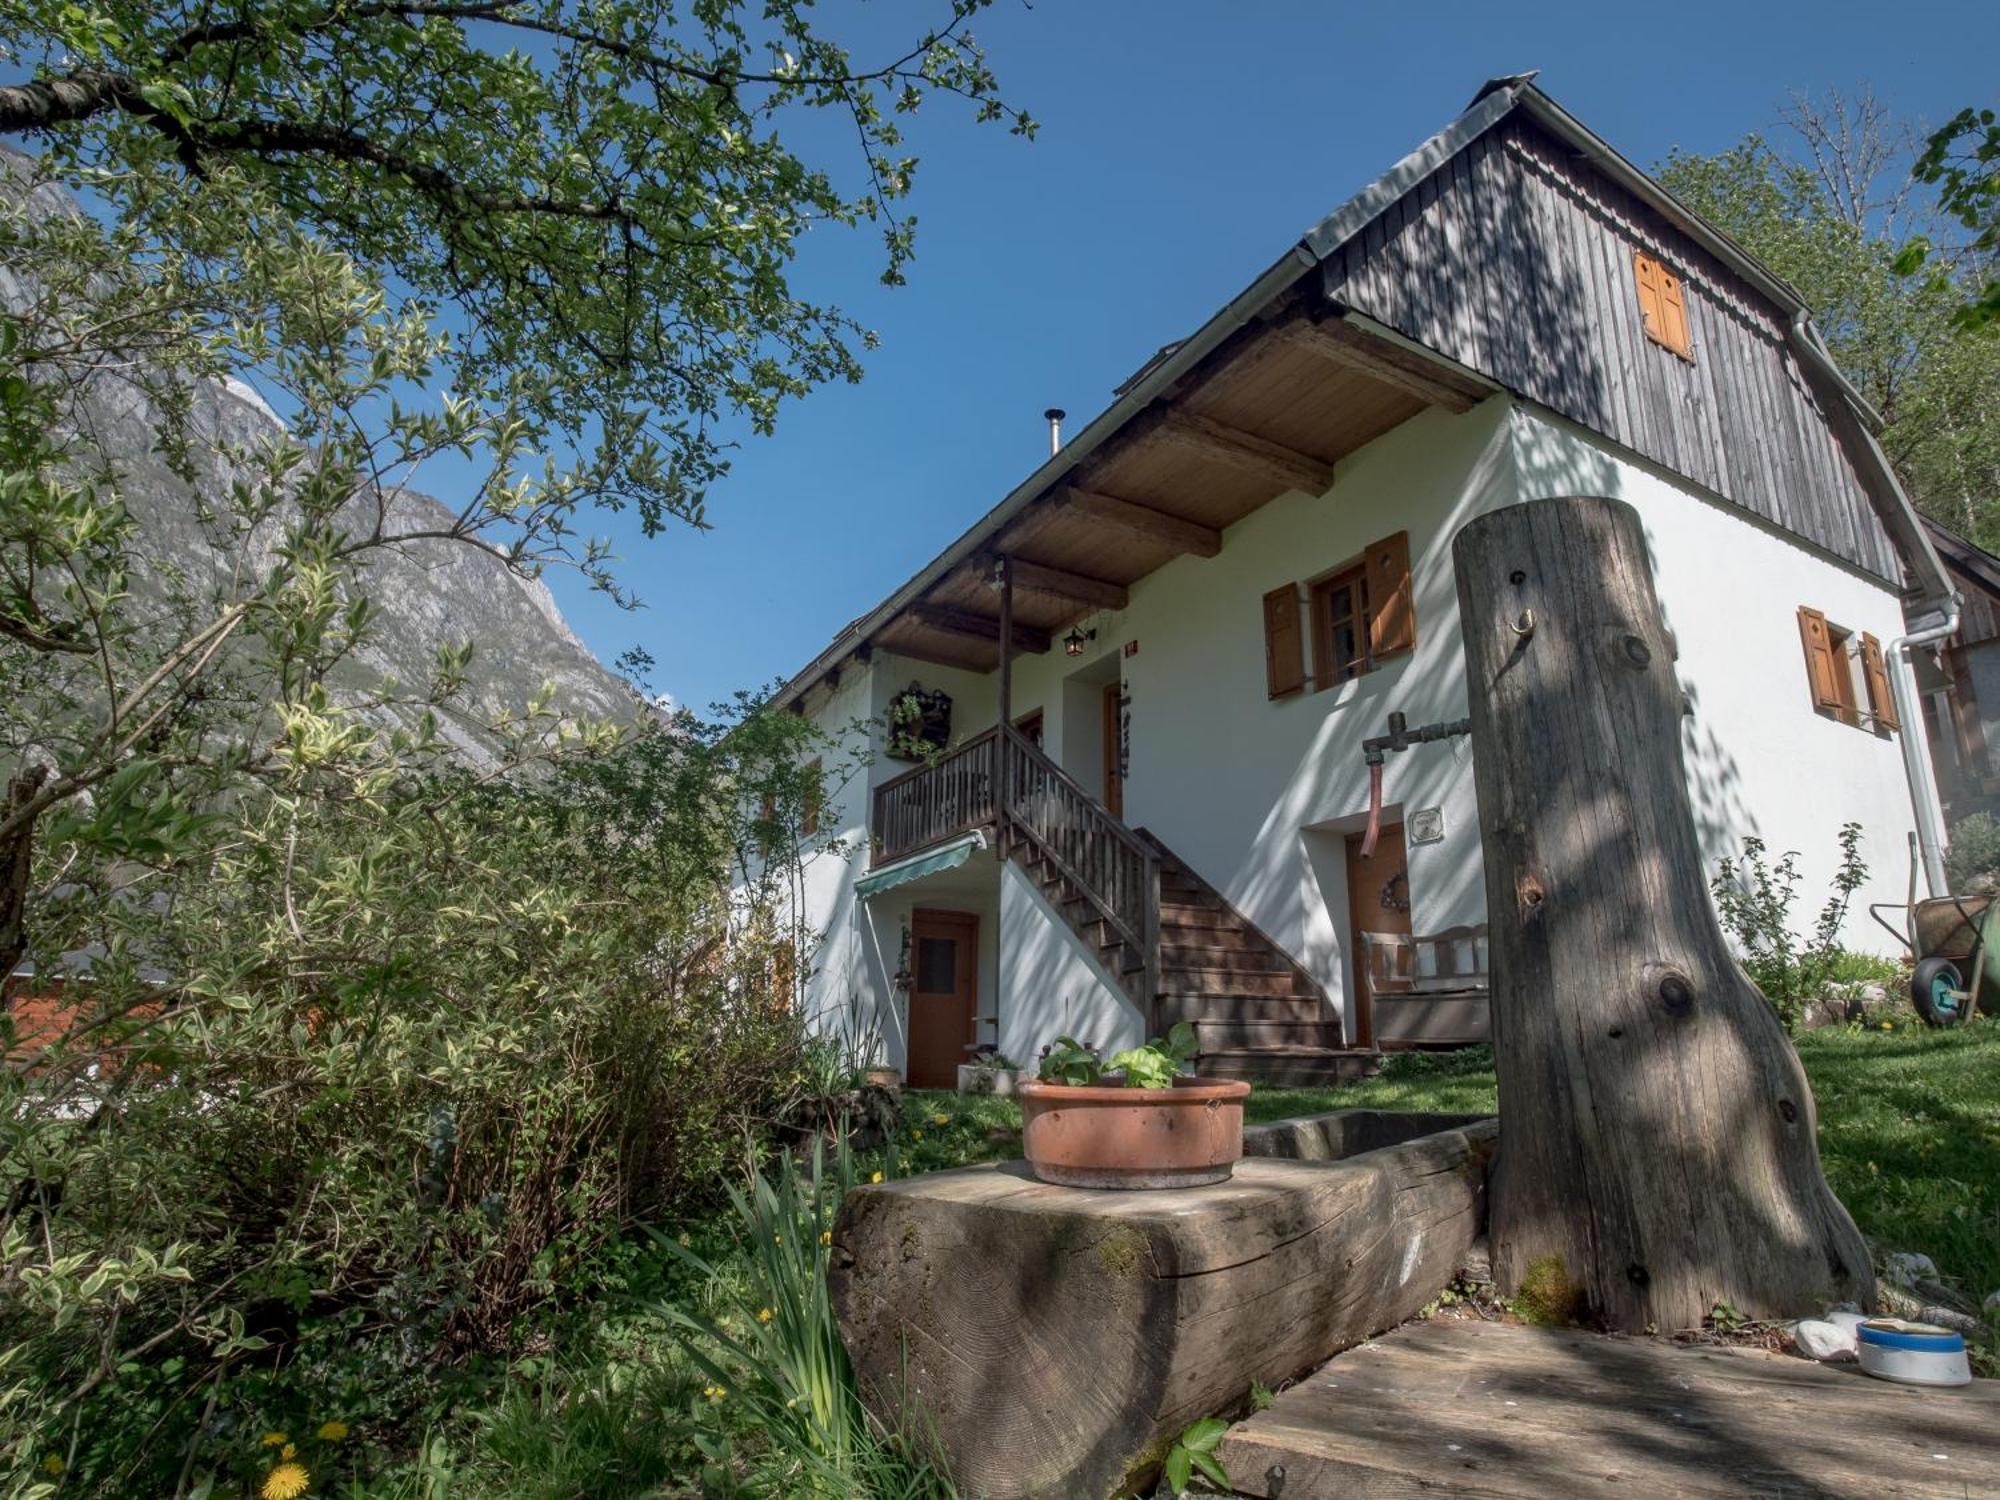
[[1453, 495, 1873, 1332]]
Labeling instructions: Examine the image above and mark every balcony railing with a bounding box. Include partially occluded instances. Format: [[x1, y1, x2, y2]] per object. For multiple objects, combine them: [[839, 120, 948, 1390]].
[[870, 723, 1160, 1014]]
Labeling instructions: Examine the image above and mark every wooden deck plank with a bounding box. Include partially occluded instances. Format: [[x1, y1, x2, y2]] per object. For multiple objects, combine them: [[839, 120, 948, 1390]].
[[1219, 1319, 2000, 1499]]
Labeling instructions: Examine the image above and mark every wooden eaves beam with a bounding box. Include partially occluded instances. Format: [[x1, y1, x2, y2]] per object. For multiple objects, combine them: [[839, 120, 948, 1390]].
[[1277, 317, 1485, 413], [1142, 408, 1336, 496], [909, 603, 1052, 654], [993, 556, 1130, 611], [1048, 486, 1222, 559]]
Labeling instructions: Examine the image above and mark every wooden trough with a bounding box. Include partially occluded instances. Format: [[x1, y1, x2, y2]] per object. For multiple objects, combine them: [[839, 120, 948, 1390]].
[[828, 1110, 1497, 1500]]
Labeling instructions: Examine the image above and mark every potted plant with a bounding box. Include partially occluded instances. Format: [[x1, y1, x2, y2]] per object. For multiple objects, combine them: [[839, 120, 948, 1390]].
[[1018, 1023, 1250, 1189], [956, 1049, 1022, 1096]]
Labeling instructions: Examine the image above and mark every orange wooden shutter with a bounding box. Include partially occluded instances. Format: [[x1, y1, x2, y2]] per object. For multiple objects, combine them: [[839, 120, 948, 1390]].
[[1264, 584, 1305, 698], [1634, 252, 1666, 342], [1796, 606, 1844, 712], [1366, 530, 1417, 660], [1859, 633, 1900, 731], [1656, 265, 1692, 356]]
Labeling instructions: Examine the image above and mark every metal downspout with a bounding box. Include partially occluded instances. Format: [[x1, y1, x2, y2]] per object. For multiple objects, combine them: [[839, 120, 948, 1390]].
[[1784, 309, 1960, 896], [1889, 607, 1960, 897]]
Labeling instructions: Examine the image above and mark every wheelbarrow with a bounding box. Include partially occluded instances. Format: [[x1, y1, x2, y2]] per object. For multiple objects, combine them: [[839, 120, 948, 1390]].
[[1869, 891, 2000, 1027]]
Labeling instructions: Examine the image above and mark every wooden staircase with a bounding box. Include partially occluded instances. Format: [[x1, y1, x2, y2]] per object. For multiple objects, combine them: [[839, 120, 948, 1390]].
[[872, 723, 1379, 1085]]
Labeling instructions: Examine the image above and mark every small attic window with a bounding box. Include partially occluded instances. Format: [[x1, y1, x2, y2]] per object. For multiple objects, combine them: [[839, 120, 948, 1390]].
[[1633, 251, 1693, 360]]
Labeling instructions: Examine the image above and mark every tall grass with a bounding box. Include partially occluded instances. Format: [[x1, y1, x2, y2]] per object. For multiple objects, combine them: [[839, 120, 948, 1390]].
[[656, 1135, 952, 1499]]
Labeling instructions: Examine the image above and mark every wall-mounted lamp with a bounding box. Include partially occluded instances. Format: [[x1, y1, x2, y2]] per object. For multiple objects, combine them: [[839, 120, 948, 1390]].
[[1063, 626, 1096, 658]]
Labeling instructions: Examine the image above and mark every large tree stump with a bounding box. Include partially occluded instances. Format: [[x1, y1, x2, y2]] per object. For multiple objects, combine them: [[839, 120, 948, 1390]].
[[1452, 495, 1873, 1332], [829, 1121, 1496, 1500]]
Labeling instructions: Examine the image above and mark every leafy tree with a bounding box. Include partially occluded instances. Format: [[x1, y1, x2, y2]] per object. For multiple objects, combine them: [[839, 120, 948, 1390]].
[[0, 1, 1031, 536], [1658, 95, 2000, 546], [1902, 106, 2000, 331]]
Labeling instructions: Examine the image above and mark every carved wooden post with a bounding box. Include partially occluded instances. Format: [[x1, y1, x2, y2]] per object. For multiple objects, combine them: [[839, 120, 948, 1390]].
[[1453, 495, 1872, 1332]]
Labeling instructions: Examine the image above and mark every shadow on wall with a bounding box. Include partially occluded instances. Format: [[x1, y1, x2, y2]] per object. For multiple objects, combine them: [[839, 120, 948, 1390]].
[[999, 864, 1146, 1063], [1215, 407, 1522, 993], [1509, 415, 1762, 877]]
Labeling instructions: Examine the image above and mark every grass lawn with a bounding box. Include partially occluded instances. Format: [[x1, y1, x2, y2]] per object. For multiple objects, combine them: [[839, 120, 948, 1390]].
[[902, 1021, 2000, 1302]]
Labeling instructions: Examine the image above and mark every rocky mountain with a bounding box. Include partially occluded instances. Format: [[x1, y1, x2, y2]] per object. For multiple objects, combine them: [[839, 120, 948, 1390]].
[[4, 148, 641, 767]]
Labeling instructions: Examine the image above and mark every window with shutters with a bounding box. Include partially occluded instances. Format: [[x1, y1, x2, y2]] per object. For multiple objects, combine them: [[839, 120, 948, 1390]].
[[1265, 531, 1416, 699], [1796, 604, 1898, 734], [1634, 251, 1693, 360], [1310, 563, 1372, 687]]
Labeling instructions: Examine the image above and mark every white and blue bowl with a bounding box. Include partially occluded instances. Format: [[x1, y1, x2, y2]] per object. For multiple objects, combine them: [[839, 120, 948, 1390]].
[[1856, 1319, 1973, 1387]]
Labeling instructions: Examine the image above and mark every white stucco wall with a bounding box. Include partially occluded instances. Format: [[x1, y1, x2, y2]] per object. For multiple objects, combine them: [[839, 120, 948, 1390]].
[[996, 860, 1146, 1068], [784, 392, 1934, 1068]]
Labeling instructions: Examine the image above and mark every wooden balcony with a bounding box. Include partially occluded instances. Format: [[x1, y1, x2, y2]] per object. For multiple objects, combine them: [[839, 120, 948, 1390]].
[[871, 724, 1162, 1013]]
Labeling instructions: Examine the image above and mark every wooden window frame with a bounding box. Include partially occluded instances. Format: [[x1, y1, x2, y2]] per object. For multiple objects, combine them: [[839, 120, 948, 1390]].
[[1308, 559, 1374, 691], [1798, 603, 1898, 736]]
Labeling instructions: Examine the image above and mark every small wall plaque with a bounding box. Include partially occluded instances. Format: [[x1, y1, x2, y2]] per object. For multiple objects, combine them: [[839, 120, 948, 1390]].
[[1409, 806, 1445, 845]]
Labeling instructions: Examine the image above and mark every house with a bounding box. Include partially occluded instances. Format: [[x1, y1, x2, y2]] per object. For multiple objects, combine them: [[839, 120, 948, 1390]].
[[768, 74, 1955, 1087], [1909, 515, 2000, 823]]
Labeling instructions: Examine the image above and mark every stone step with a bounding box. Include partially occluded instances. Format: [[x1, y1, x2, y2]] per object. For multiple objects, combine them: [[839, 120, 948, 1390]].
[[1160, 904, 1232, 928], [1193, 1047, 1384, 1088], [1157, 992, 1326, 1027], [1192, 1018, 1345, 1050], [1158, 943, 1290, 970], [1158, 967, 1314, 999]]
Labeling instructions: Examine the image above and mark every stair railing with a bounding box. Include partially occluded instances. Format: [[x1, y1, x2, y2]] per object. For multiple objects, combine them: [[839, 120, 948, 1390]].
[[996, 721, 1161, 1021]]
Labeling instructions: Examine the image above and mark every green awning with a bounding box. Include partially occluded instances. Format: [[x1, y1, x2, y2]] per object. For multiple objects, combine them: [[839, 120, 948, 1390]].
[[854, 832, 986, 900]]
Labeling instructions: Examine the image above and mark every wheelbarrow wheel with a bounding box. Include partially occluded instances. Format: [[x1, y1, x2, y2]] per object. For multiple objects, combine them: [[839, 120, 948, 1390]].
[[1911, 956, 1968, 1027]]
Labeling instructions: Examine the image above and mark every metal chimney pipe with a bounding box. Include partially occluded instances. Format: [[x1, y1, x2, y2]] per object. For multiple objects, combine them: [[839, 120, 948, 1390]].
[[1043, 407, 1066, 456]]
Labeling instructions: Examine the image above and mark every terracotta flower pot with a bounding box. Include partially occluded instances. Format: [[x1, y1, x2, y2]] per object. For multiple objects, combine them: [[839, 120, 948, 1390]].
[[1018, 1077, 1252, 1189]]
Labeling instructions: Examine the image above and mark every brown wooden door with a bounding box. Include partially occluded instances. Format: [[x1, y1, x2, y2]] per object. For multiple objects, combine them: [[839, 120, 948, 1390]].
[[1344, 824, 1410, 1050], [907, 908, 978, 1088], [1100, 683, 1124, 818]]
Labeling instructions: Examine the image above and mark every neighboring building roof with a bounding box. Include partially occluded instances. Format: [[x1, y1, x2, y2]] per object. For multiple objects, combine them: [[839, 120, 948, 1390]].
[[773, 73, 1950, 710], [1923, 514, 2000, 602]]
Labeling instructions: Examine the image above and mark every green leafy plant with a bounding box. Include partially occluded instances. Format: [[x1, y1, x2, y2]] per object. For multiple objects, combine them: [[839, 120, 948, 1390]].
[[653, 1135, 950, 1497], [1947, 811, 2000, 892], [1712, 822, 1870, 1031], [1036, 1023, 1198, 1088], [1161, 1416, 1230, 1495]]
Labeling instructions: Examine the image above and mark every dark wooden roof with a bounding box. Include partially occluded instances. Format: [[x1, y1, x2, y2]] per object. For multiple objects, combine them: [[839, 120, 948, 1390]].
[[776, 77, 1945, 708]]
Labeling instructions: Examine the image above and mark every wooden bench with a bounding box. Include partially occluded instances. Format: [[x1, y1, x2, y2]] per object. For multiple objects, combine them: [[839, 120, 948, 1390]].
[[1362, 923, 1491, 1045]]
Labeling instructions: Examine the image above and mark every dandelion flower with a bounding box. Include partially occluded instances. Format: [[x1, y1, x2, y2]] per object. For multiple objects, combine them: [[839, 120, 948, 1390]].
[[772, 1233, 782, 1244], [261, 1433, 290, 1449], [1880, 1021, 1893, 1031], [911, 1129, 923, 1140], [931, 1112, 949, 1126], [757, 1306, 774, 1323], [703, 1384, 727, 1401], [40, 1455, 63, 1477], [819, 1229, 832, 1246], [315, 1420, 349, 1442], [869, 1170, 883, 1185], [262, 1461, 311, 1500], [282, 1443, 297, 1459]]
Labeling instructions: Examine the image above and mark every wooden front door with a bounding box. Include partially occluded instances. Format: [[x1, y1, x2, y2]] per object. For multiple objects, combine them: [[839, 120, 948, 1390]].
[[1344, 823, 1410, 1050], [1100, 682, 1124, 818], [907, 909, 978, 1088]]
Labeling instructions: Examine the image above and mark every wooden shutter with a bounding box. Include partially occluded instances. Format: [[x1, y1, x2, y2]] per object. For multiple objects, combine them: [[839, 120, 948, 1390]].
[[1634, 252, 1665, 342], [1263, 584, 1305, 698], [1366, 530, 1416, 660], [1635, 251, 1692, 358], [1796, 606, 1844, 712], [1656, 265, 1692, 356], [1859, 633, 1900, 731]]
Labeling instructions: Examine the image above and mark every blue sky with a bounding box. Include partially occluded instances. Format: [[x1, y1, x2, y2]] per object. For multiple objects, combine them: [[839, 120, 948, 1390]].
[[547, 0, 1993, 712]]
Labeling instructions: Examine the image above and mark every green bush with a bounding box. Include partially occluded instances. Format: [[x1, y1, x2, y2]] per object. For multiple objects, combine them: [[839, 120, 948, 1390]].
[[1711, 823, 1869, 1030], [0, 715, 833, 1496], [1947, 811, 2000, 891]]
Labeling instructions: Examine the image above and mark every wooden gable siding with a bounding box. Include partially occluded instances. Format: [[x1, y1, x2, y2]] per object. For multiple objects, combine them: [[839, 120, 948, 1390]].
[[1319, 118, 1900, 582]]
